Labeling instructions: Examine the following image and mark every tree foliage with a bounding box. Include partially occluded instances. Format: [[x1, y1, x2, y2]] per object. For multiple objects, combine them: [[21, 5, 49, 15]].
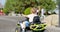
[[3, 0, 16, 14], [3, 0, 56, 14]]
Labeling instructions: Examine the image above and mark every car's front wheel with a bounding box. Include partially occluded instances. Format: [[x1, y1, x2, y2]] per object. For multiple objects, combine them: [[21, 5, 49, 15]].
[[15, 27, 22, 32]]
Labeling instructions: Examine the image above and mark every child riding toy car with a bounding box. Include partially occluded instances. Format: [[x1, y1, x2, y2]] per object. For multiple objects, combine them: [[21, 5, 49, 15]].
[[15, 16, 46, 32]]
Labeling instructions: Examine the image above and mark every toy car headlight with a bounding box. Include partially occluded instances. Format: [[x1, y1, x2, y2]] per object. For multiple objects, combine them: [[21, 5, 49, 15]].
[[17, 24, 20, 26]]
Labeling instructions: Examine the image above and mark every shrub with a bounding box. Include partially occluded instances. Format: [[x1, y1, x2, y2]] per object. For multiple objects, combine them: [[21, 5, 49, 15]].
[[3, 9, 9, 15]]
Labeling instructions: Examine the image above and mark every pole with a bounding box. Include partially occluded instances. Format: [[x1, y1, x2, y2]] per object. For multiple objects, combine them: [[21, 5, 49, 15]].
[[57, 0, 60, 27]]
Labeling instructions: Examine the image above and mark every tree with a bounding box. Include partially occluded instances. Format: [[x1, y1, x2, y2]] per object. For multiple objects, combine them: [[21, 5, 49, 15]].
[[3, 0, 16, 14], [3, 0, 56, 14], [38, 0, 56, 15]]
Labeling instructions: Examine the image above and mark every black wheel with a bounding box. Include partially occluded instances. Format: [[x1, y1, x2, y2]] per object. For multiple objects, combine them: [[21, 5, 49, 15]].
[[15, 27, 22, 32], [15, 28, 18, 32]]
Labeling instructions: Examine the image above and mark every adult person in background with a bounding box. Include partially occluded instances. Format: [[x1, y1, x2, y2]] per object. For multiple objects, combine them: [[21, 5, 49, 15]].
[[0, 10, 5, 16]]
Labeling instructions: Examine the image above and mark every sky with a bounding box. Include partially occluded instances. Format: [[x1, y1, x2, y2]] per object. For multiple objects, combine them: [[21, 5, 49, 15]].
[[0, 0, 6, 6]]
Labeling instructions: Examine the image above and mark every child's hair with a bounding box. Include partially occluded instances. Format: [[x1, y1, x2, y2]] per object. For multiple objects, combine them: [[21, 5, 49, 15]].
[[31, 7, 37, 14], [25, 17, 29, 21]]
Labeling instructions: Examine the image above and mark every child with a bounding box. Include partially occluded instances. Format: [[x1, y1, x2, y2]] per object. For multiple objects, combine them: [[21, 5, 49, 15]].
[[27, 7, 38, 23]]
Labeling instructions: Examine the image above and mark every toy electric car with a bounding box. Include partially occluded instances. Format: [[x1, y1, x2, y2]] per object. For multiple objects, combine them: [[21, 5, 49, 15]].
[[15, 22, 46, 32]]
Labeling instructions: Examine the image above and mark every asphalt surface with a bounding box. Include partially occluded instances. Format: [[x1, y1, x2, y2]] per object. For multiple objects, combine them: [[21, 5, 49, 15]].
[[0, 16, 47, 32], [0, 16, 24, 32], [0, 16, 60, 32]]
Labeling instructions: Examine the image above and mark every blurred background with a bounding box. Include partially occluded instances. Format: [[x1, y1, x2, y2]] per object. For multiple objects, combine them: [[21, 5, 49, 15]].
[[0, 0, 59, 16], [0, 0, 60, 32]]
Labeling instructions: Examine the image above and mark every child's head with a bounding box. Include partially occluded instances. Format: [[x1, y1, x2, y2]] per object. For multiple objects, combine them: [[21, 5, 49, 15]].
[[31, 7, 37, 14]]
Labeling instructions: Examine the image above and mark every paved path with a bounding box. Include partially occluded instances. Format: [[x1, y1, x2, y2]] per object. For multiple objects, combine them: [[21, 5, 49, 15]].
[[0, 16, 22, 32]]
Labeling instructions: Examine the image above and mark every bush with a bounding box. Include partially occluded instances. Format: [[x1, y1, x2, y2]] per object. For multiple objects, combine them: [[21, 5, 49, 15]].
[[3, 9, 9, 15], [24, 7, 31, 15]]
